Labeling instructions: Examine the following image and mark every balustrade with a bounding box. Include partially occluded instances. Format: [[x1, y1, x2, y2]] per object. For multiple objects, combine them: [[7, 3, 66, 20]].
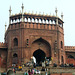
[[10, 15, 58, 25]]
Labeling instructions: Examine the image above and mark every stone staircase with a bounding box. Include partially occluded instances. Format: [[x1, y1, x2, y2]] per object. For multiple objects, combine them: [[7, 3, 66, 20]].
[[1, 67, 75, 75], [15, 66, 75, 75]]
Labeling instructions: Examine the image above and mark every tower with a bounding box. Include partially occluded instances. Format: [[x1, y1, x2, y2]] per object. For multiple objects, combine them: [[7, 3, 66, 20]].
[[5, 4, 65, 67]]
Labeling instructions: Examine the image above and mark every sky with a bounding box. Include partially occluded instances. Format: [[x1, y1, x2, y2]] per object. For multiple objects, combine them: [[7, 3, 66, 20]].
[[0, 0, 75, 46]]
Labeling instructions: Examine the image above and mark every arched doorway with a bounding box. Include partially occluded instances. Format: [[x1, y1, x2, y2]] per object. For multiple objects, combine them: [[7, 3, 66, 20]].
[[12, 53, 18, 65], [67, 55, 75, 65], [68, 55, 74, 59], [33, 49, 46, 64]]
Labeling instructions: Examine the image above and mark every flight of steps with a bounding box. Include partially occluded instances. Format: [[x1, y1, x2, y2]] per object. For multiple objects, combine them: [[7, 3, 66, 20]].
[[16, 66, 75, 75]]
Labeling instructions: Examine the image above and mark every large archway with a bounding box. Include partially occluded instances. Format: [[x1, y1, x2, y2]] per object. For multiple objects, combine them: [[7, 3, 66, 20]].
[[33, 49, 46, 64], [32, 38, 51, 57]]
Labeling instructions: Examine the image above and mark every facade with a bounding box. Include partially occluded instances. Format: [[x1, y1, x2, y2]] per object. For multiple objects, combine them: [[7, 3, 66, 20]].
[[0, 4, 75, 68]]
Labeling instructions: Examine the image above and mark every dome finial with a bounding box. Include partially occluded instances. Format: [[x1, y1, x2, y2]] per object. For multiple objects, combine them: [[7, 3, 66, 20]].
[[55, 7, 58, 17], [9, 6, 12, 16], [21, 3, 24, 10], [5, 22, 7, 33], [61, 12, 64, 20]]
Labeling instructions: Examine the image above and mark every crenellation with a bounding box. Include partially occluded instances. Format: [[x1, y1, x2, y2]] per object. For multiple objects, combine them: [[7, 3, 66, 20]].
[[65, 46, 75, 49], [0, 42, 7, 47], [7, 21, 63, 35]]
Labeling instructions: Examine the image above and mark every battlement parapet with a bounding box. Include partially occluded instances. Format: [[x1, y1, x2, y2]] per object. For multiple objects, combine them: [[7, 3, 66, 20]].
[[5, 22, 63, 36], [7, 22, 63, 33], [65, 46, 75, 52], [0, 42, 7, 48], [65, 46, 75, 49]]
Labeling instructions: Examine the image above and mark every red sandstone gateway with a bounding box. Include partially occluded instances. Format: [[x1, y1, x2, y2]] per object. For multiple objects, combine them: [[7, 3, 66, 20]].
[[0, 4, 75, 70], [6, 5, 65, 67]]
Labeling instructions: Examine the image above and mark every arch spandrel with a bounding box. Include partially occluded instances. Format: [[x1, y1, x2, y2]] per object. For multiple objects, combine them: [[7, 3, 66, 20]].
[[31, 38, 51, 57], [31, 37, 51, 46]]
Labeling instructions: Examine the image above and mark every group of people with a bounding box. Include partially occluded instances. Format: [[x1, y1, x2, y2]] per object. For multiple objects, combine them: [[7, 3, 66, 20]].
[[24, 67, 50, 75], [53, 63, 75, 67], [60, 63, 75, 67], [11, 64, 23, 73], [24, 68, 40, 75]]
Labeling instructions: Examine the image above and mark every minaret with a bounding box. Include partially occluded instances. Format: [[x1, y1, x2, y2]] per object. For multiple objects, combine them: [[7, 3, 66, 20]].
[[61, 12, 64, 28], [4, 23, 7, 43], [21, 3, 24, 22], [61, 12, 63, 21], [5, 23, 7, 33], [9, 6, 12, 24], [55, 8, 58, 25]]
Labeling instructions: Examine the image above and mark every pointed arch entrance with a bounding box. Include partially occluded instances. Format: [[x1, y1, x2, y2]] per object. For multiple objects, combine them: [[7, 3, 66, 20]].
[[33, 49, 46, 64], [32, 38, 51, 57]]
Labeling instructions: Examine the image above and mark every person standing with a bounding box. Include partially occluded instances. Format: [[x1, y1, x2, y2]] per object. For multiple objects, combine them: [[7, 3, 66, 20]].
[[24, 70, 28, 75]]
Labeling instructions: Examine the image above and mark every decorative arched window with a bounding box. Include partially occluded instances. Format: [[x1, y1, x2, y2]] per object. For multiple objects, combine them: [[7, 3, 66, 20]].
[[61, 41, 63, 48], [14, 38, 18, 46]]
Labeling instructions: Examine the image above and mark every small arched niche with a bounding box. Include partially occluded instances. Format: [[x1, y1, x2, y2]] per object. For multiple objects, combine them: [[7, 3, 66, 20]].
[[13, 38, 18, 46]]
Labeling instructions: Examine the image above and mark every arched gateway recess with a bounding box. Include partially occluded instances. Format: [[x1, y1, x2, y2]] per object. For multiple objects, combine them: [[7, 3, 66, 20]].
[[32, 38, 51, 64], [33, 49, 46, 64]]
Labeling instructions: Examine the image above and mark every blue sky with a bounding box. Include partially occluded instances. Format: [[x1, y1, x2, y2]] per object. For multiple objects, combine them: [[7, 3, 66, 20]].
[[0, 0, 75, 46]]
